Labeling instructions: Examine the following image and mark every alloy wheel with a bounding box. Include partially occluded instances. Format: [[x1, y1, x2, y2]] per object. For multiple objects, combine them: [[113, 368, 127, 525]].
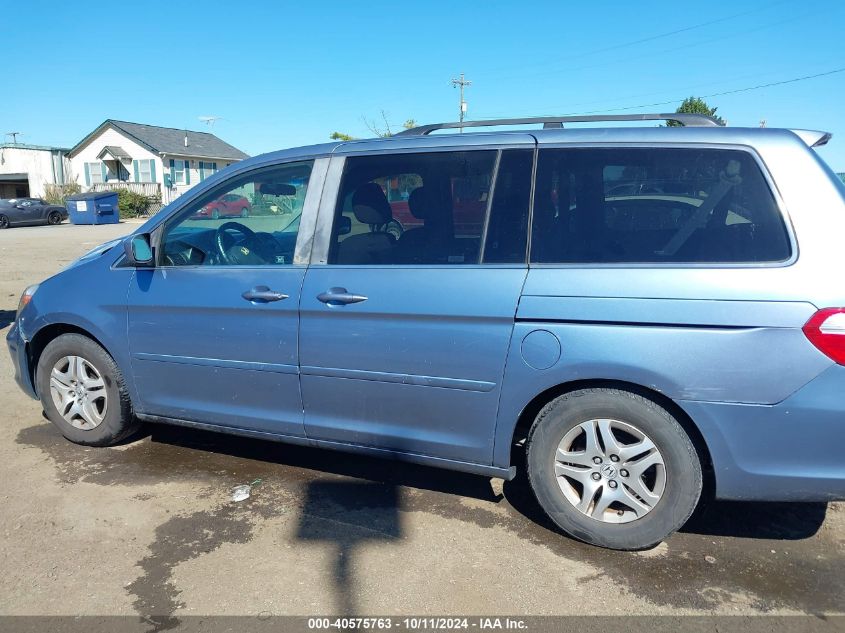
[[49, 355, 108, 430], [554, 418, 666, 524]]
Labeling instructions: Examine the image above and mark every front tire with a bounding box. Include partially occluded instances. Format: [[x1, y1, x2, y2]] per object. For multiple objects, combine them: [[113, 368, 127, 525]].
[[0, 214, 9, 229], [36, 333, 139, 446], [48, 211, 62, 225], [526, 388, 702, 550]]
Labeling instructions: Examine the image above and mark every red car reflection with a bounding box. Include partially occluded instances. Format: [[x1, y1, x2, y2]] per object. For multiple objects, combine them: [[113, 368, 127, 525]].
[[192, 194, 251, 220]]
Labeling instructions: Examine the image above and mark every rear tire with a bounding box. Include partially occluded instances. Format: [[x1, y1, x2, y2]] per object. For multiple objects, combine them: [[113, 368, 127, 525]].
[[36, 333, 139, 446], [526, 387, 702, 550]]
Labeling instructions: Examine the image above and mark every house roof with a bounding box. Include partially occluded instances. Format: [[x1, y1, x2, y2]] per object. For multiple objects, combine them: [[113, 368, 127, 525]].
[[68, 119, 249, 160], [0, 143, 70, 152]]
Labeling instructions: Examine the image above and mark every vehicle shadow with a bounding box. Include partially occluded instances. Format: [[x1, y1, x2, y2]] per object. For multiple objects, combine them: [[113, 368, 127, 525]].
[[143, 424, 827, 543], [296, 480, 401, 614], [143, 423, 500, 503], [0, 310, 15, 330]]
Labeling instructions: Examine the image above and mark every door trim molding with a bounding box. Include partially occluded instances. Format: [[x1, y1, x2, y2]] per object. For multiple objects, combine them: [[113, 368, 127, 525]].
[[133, 352, 299, 375], [301, 365, 496, 392]]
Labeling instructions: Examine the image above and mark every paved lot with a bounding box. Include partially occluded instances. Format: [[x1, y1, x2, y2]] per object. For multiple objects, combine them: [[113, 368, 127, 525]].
[[0, 221, 843, 620]]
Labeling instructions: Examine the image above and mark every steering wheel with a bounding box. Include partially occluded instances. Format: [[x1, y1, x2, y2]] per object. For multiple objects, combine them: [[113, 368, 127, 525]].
[[215, 221, 255, 264]]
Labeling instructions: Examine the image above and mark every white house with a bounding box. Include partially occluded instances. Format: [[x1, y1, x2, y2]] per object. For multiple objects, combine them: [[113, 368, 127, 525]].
[[0, 143, 71, 198], [67, 120, 249, 203]]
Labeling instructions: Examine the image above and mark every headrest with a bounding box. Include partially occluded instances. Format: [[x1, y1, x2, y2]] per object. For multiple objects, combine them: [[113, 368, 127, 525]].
[[352, 182, 392, 224], [407, 186, 432, 220]]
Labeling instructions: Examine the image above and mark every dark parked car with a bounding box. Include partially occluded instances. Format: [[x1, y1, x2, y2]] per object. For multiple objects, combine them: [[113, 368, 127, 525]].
[[0, 198, 67, 229]]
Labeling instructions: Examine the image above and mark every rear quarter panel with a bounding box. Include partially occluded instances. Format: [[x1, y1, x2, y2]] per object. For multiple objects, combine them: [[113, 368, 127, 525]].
[[493, 131, 845, 469]]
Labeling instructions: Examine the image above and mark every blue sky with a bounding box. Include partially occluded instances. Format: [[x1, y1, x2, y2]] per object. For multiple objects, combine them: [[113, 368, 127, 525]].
[[4, 0, 845, 169]]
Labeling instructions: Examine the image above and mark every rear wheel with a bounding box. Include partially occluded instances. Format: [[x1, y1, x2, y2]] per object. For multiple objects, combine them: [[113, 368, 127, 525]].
[[240, 207, 249, 218], [526, 388, 702, 550], [47, 211, 62, 225], [36, 333, 139, 446], [211, 208, 220, 220]]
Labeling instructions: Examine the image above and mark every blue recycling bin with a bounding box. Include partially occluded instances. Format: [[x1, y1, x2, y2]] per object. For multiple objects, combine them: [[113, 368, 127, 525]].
[[66, 192, 120, 225]]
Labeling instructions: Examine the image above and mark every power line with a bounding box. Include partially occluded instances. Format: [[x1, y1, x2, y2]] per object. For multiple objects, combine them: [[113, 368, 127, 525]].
[[484, 0, 793, 77], [487, 4, 827, 86], [561, 0, 792, 61], [473, 65, 845, 122], [574, 66, 845, 116]]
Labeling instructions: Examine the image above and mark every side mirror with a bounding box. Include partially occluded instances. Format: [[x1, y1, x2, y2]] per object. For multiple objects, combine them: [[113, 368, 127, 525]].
[[337, 215, 352, 236], [124, 234, 154, 267]]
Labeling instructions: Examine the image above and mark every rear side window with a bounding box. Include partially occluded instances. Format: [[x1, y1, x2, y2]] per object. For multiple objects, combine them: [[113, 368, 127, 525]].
[[330, 151, 496, 265], [530, 147, 791, 264]]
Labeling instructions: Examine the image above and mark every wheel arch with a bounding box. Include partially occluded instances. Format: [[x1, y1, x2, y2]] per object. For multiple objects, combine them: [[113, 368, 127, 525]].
[[27, 323, 111, 395], [506, 378, 715, 496]]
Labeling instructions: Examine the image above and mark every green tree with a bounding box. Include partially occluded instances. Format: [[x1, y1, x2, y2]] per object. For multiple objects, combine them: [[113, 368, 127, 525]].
[[329, 131, 356, 141], [667, 97, 725, 126]]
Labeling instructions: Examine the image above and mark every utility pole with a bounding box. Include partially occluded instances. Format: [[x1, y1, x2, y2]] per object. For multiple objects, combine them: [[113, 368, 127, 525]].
[[451, 73, 472, 131]]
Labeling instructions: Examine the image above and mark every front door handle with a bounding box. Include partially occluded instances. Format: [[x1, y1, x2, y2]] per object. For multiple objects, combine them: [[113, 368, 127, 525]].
[[317, 287, 368, 306], [242, 285, 289, 303]]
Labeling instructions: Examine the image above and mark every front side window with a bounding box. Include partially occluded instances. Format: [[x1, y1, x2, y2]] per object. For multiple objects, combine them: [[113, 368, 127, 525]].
[[330, 151, 497, 265], [531, 147, 791, 264], [158, 160, 313, 267]]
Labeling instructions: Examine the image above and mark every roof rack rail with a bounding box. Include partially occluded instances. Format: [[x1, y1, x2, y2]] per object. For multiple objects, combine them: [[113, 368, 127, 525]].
[[396, 113, 723, 136]]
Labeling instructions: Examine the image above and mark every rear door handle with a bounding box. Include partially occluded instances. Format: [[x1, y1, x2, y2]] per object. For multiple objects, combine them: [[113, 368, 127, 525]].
[[317, 287, 368, 306], [242, 285, 289, 303]]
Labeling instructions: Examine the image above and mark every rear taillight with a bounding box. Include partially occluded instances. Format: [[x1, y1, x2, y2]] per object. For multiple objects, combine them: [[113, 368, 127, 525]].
[[803, 308, 845, 365]]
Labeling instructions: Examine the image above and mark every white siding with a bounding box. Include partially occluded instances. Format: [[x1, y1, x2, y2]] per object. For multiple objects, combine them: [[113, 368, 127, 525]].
[[0, 146, 71, 197], [69, 127, 162, 192]]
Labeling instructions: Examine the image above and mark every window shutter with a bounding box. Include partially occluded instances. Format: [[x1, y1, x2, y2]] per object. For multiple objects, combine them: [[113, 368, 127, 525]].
[[101, 162, 108, 182], [150, 160, 156, 183], [185, 160, 191, 185], [133, 160, 139, 182], [84, 163, 90, 186], [199, 161, 205, 181], [169, 159, 175, 184], [212, 162, 217, 173]]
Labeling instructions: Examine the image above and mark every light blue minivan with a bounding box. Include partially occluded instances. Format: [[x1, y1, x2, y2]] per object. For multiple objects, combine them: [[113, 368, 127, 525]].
[[8, 113, 845, 549]]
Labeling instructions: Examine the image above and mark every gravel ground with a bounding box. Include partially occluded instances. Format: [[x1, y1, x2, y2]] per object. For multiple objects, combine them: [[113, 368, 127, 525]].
[[1, 221, 843, 622]]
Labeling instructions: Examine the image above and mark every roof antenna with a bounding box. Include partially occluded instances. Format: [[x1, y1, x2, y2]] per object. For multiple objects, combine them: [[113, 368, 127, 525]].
[[198, 115, 222, 128], [5, 132, 23, 144]]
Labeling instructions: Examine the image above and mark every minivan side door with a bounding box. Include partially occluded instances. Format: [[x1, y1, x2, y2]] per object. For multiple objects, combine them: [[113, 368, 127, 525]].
[[299, 141, 535, 465], [126, 158, 326, 437]]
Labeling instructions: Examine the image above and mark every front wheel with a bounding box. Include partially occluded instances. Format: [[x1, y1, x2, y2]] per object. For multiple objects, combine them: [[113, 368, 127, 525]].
[[47, 211, 62, 225], [526, 388, 702, 550], [36, 333, 139, 446], [0, 214, 9, 229]]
